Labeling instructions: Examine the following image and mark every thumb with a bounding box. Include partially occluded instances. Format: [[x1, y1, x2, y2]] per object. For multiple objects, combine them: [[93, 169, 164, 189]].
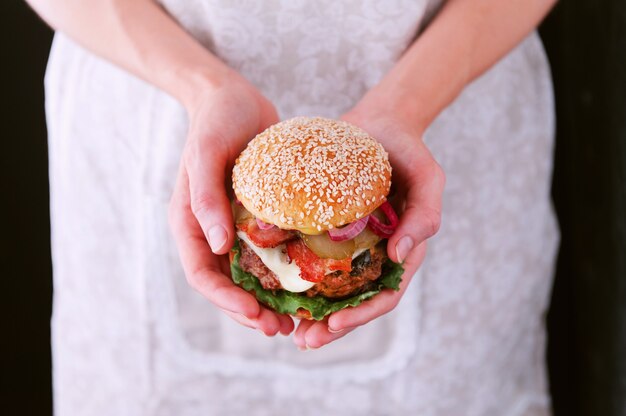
[[388, 153, 445, 264], [184, 138, 235, 255]]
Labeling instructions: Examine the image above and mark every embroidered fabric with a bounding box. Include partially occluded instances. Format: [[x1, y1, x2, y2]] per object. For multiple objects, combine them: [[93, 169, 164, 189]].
[[45, 1, 558, 415]]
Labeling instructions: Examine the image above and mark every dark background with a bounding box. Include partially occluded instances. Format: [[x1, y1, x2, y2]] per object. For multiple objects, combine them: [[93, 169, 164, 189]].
[[542, 1, 626, 415], [2, 1, 625, 415]]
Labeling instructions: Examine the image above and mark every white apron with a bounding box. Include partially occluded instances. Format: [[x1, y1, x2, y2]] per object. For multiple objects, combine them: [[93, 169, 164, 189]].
[[45, 1, 558, 415]]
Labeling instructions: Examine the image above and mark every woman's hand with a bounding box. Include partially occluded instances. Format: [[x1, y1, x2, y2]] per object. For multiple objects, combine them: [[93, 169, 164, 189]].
[[169, 74, 295, 336], [293, 95, 445, 350], [290, 0, 555, 352]]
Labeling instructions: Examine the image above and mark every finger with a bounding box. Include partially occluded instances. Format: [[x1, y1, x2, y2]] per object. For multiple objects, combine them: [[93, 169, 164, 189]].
[[184, 133, 235, 255], [276, 313, 295, 336], [253, 308, 282, 336], [217, 253, 232, 276], [302, 321, 355, 349], [223, 310, 257, 330], [224, 307, 283, 336], [225, 307, 293, 336], [388, 142, 445, 263], [293, 318, 315, 350], [169, 164, 261, 319], [328, 242, 427, 331]]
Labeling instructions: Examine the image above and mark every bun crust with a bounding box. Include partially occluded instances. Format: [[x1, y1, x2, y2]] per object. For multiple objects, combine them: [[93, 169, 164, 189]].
[[294, 308, 313, 320], [232, 117, 391, 233]]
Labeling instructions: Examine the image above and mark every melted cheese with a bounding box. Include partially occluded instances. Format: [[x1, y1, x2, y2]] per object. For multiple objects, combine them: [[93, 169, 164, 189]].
[[236, 231, 315, 293], [351, 247, 368, 260]]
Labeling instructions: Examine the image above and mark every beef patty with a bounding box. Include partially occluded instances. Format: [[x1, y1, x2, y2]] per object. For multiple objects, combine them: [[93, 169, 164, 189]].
[[237, 240, 386, 299]]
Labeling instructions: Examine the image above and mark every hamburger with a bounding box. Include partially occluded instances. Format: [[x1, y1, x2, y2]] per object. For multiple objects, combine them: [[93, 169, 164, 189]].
[[230, 116, 404, 320]]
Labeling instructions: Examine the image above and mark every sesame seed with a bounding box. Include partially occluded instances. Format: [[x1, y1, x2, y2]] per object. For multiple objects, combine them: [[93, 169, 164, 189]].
[[231, 117, 391, 231]]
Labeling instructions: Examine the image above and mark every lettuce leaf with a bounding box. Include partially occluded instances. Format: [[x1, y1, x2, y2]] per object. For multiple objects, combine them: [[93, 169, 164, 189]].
[[230, 240, 404, 320]]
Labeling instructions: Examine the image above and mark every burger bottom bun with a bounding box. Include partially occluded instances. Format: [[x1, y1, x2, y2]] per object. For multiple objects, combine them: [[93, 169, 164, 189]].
[[294, 308, 313, 320]]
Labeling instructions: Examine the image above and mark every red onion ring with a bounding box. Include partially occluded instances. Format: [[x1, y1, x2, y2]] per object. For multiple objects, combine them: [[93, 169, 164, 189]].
[[327, 216, 369, 242], [379, 201, 399, 227], [234, 198, 243, 206], [367, 201, 399, 238], [256, 218, 275, 230]]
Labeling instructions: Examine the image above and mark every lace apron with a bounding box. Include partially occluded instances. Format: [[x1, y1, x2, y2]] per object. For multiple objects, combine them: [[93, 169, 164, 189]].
[[45, 1, 558, 414]]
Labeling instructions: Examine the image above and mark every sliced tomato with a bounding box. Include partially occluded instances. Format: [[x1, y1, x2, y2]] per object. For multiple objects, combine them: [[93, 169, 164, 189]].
[[286, 239, 352, 282], [325, 257, 352, 273], [236, 218, 296, 248], [286, 239, 327, 282]]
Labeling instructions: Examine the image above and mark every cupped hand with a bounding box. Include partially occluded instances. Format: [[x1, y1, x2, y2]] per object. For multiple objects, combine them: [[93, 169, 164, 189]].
[[168, 74, 295, 336], [293, 100, 445, 350]]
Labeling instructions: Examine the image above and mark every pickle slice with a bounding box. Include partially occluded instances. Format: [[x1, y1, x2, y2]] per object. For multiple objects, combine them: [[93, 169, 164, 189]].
[[302, 232, 356, 260]]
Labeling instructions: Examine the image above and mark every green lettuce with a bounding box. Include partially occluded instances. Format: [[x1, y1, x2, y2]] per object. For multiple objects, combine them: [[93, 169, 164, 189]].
[[230, 240, 404, 320]]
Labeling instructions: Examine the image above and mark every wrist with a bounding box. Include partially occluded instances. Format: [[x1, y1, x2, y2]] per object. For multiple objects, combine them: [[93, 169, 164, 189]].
[[166, 58, 237, 113], [353, 84, 429, 136]]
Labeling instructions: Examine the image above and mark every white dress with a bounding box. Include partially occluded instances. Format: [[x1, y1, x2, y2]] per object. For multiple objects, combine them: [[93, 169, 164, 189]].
[[45, 1, 559, 415]]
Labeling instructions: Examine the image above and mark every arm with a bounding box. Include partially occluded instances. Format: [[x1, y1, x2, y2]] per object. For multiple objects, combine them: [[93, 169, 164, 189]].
[[363, 0, 558, 130], [27, 0, 294, 336], [294, 0, 557, 349], [26, 0, 227, 107]]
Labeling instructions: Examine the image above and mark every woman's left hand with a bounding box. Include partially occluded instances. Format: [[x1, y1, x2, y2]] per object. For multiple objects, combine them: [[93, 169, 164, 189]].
[[293, 97, 445, 350]]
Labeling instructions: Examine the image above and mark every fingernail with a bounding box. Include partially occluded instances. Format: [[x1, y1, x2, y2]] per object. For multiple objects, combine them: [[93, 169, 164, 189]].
[[256, 328, 274, 337], [297, 345, 307, 351], [238, 311, 259, 321], [208, 225, 227, 253], [305, 344, 319, 350], [328, 327, 345, 334], [395, 236, 414, 263]]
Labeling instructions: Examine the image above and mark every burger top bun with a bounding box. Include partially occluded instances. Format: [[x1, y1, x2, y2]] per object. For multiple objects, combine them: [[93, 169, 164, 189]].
[[232, 117, 392, 234]]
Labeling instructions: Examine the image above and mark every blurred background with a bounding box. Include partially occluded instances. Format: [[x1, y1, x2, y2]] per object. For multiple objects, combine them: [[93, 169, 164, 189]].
[[2, 1, 625, 415]]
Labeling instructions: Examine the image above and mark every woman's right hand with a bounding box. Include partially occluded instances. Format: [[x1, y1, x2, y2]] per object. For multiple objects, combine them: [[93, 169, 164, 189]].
[[168, 74, 295, 336]]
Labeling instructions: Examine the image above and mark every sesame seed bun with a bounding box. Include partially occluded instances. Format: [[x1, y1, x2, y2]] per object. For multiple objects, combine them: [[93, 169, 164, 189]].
[[232, 117, 392, 234]]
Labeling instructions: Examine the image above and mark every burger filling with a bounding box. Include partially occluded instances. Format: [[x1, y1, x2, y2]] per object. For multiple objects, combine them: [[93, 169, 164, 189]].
[[238, 239, 387, 299], [236, 229, 315, 292], [230, 201, 403, 319], [233, 203, 392, 299], [229, 205, 404, 320]]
